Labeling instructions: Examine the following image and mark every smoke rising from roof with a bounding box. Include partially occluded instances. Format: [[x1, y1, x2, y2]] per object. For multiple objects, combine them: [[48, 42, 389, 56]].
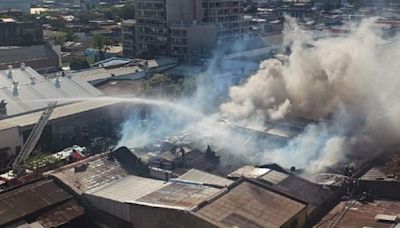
[[220, 18, 400, 173], [117, 18, 400, 174]]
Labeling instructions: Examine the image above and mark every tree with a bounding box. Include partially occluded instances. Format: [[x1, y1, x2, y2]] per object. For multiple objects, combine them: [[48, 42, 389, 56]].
[[53, 33, 67, 47], [70, 57, 90, 70], [92, 34, 111, 61], [65, 29, 79, 42]]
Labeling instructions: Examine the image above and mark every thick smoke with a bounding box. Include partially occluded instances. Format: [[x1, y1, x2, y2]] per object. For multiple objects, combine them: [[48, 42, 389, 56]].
[[118, 18, 400, 174], [220, 18, 400, 173]]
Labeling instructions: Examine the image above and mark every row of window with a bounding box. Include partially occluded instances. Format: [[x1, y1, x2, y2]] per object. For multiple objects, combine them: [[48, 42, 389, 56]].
[[202, 1, 241, 8]]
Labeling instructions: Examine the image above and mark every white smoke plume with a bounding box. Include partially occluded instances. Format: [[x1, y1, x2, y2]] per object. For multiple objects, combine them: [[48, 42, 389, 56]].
[[118, 18, 400, 174], [220, 18, 400, 173]]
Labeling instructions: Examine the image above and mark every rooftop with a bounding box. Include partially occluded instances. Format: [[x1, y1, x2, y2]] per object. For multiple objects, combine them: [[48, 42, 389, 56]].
[[86, 175, 168, 203], [360, 166, 400, 182], [195, 179, 306, 228], [316, 199, 400, 228], [0, 179, 76, 227], [0, 98, 122, 131], [0, 45, 57, 65], [135, 181, 221, 210], [0, 66, 103, 118], [177, 169, 233, 187], [48, 154, 130, 194], [228, 165, 271, 179]]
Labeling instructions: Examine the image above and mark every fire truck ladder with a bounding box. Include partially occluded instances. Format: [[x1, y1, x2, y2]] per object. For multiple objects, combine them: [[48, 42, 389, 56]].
[[11, 102, 57, 172]]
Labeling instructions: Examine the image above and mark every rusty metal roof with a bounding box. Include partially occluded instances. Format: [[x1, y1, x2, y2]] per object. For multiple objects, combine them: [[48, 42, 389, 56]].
[[135, 182, 221, 210], [273, 175, 336, 210], [35, 199, 84, 227], [228, 166, 271, 179], [195, 180, 306, 228], [178, 169, 233, 187], [0, 179, 72, 226], [260, 170, 289, 184], [48, 154, 129, 194], [86, 175, 168, 202], [360, 167, 399, 182], [316, 200, 400, 228]]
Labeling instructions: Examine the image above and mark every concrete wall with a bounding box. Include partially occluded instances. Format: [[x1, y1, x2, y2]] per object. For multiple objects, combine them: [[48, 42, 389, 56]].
[[129, 203, 218, 228], [187, 24, 217, 50], [0, 127, 22, 165], [166, 0, 203, 24]]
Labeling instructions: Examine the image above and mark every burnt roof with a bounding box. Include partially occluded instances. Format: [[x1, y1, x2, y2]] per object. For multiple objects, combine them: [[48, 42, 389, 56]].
[[0, 179, 72, 226], [48, 154, 129, 194]]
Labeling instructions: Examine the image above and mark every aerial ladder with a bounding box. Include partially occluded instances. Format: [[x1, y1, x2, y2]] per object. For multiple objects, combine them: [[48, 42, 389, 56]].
[[11, 102, 57, 175]]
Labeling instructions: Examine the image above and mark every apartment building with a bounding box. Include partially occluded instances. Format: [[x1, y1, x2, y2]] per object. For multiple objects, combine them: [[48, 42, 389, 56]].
[[131, 0, 248, 59], [134, 0, 168, 58], [0, 18, 43, 46], [202, 0, 249, 41], [122, 19, 136, 57]]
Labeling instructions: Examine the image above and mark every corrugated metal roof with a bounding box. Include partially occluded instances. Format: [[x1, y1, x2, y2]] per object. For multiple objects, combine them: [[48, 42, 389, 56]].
[[260, 170, 289, 184], [178, 169, 233, 187], [317, 200, 400, 228], [87, 175, 168, 202], [273, 175, 335, 210], [360, 167, 399, 182], [0, 179, 72, 226], [35, 199, 84, 227], [135, 182, 221, 210], [195, 180, 306, 228], [0, 67, 103, 117], [228, 166, 271, 179], [49, 155, 129, 195]]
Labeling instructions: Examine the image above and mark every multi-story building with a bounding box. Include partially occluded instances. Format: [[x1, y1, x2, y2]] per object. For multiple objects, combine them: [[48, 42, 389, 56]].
[[122, 19, 136, 57], [202, 0, 249, 42], [0, 18, 44, 46], [134, 0, 169, 58], [169, 21, 216, 59], [131, 0, 248, 59]]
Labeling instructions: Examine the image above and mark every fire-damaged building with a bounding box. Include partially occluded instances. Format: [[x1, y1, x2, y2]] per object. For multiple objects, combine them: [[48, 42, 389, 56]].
[[38, 145, 350, 228]]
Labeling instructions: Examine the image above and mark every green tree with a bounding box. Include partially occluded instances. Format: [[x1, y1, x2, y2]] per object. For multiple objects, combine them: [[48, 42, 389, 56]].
[[92, 34, 111, 61], [65, 29, 79, 42], [53, 33, 67, 47], [70, 57, 90, 70]]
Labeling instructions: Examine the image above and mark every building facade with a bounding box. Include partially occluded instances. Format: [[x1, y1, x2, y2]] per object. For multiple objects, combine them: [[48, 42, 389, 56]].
[[122, 19, 136, 57], [0, 19, 44, 46], [130, 0, 248, 59]]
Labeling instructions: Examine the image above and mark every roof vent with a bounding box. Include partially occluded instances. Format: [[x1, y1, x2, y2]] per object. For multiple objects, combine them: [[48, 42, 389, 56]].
[[12, 80, 19, 96], [7, 65, 12, 79], [30, 75, 36, 85], [20, 63, 25, 70], [55, 73, 61, 88]]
